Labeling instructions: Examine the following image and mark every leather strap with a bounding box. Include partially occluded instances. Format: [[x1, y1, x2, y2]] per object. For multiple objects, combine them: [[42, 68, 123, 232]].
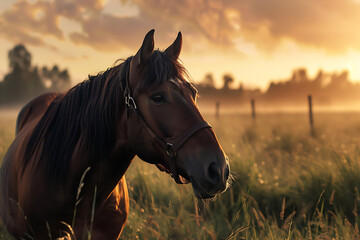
[[170, 121, 211, 153]]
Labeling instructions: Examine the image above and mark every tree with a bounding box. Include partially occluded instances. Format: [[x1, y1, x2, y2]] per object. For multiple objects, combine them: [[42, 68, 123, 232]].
[[56, 69, 71, 90], [222, 74, 234, 90], [290, 68, 308, 82], [313, 70, 324, 87], [0, 44, 40, 103], [8, 44, 31, 71], [40, 65, 71, 91], [202, 73, 215, 88], [238, 82, 244, 92]]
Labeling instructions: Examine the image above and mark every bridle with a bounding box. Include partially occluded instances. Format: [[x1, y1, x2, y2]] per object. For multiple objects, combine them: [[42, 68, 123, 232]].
[[123, 71, 211, 184]]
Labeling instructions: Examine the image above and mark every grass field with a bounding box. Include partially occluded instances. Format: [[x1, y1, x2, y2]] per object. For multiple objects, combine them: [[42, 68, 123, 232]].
[[2, 110, 360, 239]]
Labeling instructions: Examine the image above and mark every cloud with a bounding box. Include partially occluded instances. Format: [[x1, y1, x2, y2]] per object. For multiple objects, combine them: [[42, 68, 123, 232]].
[[130, 0, 360, 52], [66, 0, 240, 52], [226, 0, 360, 52], [67, 13, 209, 52], [1, 0, 360, 54], [0, 0, 239, 53], [0, 0, 108, 46], [1, 1, 63, 38], [69, 15, 152, 51], [132, 0, 236, 45], [63, 54, 89, 61], [0, 0, 64, 50], [54, 0, 106, 20], [146, 0, 360, 52], [0, 21, 45, 46]]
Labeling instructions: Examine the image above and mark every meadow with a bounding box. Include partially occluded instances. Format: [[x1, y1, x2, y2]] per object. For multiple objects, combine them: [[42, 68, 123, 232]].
[[1, 109, 360, 239]]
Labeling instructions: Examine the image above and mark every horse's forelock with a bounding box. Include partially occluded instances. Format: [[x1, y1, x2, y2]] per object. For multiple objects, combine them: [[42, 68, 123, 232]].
[[137, 50, 197, 97]]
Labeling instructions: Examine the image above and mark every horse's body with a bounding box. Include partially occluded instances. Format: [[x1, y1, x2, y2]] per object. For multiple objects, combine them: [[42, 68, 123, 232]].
[[1, 92, 130, 239], [0, 30, 230, 239]]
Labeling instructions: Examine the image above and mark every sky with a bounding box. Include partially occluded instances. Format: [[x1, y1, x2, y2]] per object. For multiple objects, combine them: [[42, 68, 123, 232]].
[[0, 0, 360, 90]]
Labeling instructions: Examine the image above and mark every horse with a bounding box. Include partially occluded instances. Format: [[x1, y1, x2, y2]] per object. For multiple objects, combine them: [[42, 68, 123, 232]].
[[0, 29, 231, 239]]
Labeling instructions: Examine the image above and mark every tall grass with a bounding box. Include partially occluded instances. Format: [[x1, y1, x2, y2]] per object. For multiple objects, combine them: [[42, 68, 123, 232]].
[[2, 111, 360, 239]]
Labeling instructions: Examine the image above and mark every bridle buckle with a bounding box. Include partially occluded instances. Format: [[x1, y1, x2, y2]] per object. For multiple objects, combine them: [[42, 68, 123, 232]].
[[166, 143, 176, 158]]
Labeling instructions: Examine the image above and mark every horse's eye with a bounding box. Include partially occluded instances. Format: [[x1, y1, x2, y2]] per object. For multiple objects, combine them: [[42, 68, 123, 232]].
[[150, 93, 167, 104]]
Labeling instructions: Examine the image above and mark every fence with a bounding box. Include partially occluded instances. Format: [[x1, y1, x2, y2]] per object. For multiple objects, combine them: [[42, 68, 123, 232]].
[[214, 94, 315, 135]]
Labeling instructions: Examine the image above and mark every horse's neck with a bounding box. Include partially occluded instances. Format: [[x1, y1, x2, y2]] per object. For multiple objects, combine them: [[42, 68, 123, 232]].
[[65, 71, 135, 199], [84, 107, 135, 198]]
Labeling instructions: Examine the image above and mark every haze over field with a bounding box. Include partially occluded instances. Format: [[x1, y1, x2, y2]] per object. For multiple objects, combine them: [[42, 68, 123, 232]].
[[0, 0, 360, 90]]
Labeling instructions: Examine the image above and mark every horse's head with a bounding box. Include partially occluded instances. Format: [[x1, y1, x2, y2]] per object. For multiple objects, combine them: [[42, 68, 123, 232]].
[[126, 30, 230, 199]]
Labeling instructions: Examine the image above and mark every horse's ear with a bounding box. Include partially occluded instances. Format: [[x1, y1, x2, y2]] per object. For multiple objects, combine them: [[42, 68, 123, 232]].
[[165, 32, 182, 59], [135, 29, 155, 66]]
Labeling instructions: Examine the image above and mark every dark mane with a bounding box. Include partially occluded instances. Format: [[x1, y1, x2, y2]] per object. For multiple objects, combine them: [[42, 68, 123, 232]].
[[23, 58, 131, 183], [23, 51, 196, 184]]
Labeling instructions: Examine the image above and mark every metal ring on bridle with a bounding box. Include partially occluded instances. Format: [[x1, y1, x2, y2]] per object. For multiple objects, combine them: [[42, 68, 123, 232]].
[[166, 143, 176, 157], [125, 95, 137, 110]]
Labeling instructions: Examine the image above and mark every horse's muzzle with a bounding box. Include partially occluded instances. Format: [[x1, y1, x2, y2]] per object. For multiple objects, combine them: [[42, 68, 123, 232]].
[[191, 162, 230, 199]]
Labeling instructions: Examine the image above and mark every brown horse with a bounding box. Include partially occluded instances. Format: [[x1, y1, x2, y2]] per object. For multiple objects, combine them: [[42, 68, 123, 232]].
[[0, 30, 230, 239]]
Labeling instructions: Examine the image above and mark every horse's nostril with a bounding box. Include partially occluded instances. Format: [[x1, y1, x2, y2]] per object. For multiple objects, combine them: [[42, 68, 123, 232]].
[[208, 162, 220, 185]]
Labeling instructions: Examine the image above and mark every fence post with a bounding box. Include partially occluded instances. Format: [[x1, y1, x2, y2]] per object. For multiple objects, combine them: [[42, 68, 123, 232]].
[[308, 95, 314, 134], [251, 99, 256, 120], [215, 101, 220, 118]]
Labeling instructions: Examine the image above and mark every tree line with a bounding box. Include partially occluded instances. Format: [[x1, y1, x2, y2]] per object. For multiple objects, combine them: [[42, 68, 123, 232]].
[[196, 69, 360, 107]]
